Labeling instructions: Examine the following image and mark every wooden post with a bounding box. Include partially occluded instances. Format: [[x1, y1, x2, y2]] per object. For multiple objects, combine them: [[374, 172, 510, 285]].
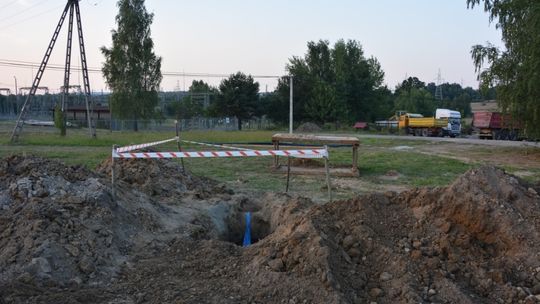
[[273, 138, 280, 169], [285, 157, 291, 192], [111, 145, 117, 201], [175, 120, 185, 172], [352, 143, 359, 175], [324, 145, 332, 201]]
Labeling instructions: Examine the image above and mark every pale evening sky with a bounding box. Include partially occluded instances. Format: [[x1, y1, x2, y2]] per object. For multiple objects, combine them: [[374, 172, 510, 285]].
[[0, 0, 503, 94]]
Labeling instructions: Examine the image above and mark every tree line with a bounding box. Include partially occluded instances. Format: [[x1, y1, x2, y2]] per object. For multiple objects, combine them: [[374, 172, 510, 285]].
[[101, 0, 538, 135], [161, 40, 492, 130]]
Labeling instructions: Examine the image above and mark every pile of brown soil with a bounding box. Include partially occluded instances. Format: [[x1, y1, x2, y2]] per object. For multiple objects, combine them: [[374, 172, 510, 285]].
[[2, 156, 540, 304], [105, 167, 540, 303], [96, 157, 232, 200], [0, 156, 239, 293]]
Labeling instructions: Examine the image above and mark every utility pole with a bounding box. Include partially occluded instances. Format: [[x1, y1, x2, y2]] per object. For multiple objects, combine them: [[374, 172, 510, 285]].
[[13, 76, 17, 95], [289, 76, 293, 134], [10, 0, 96, 142]]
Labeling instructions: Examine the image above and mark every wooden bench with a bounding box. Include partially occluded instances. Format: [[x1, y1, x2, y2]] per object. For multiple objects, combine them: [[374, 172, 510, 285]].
[[271, 133, 360, 177]]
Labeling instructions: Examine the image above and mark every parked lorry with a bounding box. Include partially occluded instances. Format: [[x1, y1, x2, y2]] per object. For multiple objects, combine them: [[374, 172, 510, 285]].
[[436, 109, 461, 137], [398, 113, 448, 136], [397, 108, 461, 137], [472, 111, 522, 140]]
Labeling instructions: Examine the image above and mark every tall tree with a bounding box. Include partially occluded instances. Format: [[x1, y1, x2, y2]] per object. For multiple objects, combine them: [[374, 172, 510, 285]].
[[169, 80, 217, 119], [395, 77, 426, 96], [212, 72, 259, 130], [468, 0, 540, 137], [101, 0, 162, 131], [305, 81, 339, 124], [394, 87, 436, 116], [273, 39, 384, 126]]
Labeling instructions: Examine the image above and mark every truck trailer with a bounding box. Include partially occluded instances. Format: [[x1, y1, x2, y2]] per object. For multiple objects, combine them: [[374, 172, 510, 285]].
[[398, 113, 448, 137], [472, 111, 522, 140], [397, 108, 461, 137]]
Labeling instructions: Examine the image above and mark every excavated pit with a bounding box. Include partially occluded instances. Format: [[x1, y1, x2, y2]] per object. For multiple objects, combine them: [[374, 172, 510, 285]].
[[2, 155, 540, 304], [222, 211, 272, 246], [215, 196, 280, 246]]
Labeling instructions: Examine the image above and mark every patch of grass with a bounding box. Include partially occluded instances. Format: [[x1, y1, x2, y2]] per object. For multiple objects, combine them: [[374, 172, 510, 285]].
[[358, 150, 473, 187], [1, 129, 484, 196], [2, 129, 278, 147], [500, 166, 540, 184]]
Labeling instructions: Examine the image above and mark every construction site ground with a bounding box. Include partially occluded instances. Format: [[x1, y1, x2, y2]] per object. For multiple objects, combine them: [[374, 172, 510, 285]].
[[1, 127, 540, 303]]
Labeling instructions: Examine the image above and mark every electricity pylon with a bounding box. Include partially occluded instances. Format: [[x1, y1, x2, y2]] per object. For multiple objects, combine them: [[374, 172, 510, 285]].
[[435, 69, 444, 101], [11, 0, 96, 142]]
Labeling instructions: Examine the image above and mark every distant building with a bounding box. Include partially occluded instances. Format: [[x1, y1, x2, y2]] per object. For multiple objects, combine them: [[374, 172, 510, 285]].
[[65, 105, 110, 121]]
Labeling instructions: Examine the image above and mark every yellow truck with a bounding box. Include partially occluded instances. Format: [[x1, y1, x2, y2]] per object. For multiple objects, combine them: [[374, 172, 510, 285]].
[[398, 113, 448, 137]]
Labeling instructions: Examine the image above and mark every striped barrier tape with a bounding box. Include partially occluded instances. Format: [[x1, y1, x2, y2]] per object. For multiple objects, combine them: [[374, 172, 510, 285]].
[[181, 140, 324, 158], [112, 148, 328, 159], [181, 140, 253, 151], [116, 137, 179, 153]]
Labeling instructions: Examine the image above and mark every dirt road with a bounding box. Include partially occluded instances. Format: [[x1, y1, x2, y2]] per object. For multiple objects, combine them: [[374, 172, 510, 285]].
[[348, 134, 540, 148]]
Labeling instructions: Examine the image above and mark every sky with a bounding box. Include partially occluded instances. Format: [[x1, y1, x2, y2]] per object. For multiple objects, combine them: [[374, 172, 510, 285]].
[[0, 0, 503, 94]]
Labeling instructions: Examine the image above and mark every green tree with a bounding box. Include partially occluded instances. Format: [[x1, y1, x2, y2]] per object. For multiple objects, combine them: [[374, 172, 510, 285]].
[[280, 58, 312, 124], [170, 80, 217, 119], [305, 81, 340, 124], [101, 0, 162, 131], [273, 39, 384, 126], [211, 72, 259, 130], [369, 86, 395, 121], [394, 87, 436, 116], [395, 77, 426, 96], [54, 104, 66, 135], [304, 40, 346, 123], [424, 82, 475, 116], [468, 0, 540, 137]]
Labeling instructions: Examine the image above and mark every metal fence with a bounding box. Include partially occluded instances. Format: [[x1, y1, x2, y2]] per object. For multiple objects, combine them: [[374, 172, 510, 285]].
[[0, 115, 274, 132], [102, 117, 274, 131]]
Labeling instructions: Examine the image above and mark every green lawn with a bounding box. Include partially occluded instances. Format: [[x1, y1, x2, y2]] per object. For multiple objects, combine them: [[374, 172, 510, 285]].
[[0, 127, 482, 199]]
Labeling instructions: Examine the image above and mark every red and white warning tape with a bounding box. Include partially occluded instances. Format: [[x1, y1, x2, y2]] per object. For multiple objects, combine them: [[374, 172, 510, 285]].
[[112, 149, 328, 159], [181, 140, 253, 151], [116, 137, 179, 153]]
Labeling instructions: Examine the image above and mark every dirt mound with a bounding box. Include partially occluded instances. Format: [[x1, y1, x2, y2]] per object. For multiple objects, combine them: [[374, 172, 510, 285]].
[[0, 156, 239, 292], [2, 158, 540, 303], [0, 156, 126, 289], [296, 166, 540, 303], [105, 166, 540, 304], [296, 122, 322, 133], [0, 155, 92, 185], [96, 157, 232, 200]]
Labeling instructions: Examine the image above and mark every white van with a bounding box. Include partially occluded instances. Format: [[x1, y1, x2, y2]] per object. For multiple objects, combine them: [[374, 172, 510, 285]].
[[435, 109, 461, 137]]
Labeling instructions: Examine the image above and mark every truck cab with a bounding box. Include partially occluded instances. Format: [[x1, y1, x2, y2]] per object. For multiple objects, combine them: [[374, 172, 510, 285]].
[[435, 109, 461, 137]]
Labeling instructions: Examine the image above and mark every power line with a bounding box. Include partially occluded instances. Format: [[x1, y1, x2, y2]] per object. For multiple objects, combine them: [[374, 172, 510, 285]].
[[0, 0, 19, 11], [0, 0, 50, 25], [0, 58, 283, 79], [0, 4, 64, 31]]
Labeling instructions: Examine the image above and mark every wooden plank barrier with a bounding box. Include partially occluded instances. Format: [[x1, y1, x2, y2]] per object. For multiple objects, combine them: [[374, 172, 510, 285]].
[[271, 133, 360, 177]]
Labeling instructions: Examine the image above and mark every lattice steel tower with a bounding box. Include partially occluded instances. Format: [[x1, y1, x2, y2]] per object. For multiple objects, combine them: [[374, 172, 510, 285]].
[[11, 0, 96, 142], [435, 69, 444, 101]]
